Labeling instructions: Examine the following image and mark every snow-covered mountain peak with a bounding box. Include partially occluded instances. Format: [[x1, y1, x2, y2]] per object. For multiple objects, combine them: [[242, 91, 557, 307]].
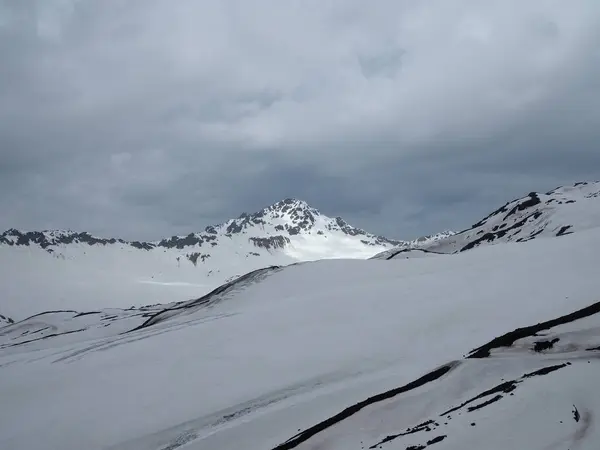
[[264, 198, 321, 230], [214, 197, 322, 237], [0, 198, 408, 254], [466, 180, 600, 234], [265, 197, 318, 215], [455, 180, 600, 250], [373, 180, 600, 259]]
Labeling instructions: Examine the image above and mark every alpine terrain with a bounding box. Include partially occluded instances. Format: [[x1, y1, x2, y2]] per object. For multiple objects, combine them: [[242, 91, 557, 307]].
[[1, 181, 600, 450], [0, 198, 449, 319], [373, 180, 600, 259]]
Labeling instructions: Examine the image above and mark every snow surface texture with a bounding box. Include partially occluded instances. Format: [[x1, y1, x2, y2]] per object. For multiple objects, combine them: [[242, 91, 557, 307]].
[[0, 199, 448, 319], [2, 224, 600, 449], [373, 180, 600, 259]]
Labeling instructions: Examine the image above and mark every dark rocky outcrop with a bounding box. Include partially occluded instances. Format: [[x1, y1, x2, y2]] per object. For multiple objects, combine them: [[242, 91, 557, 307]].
[[468, 300, 600, 358], [186, 252, 210, 265], [0, 314, 14, 325], [0, 229, 126, 249], [503, 193, 541, 220], [249, 236, 291, 250]]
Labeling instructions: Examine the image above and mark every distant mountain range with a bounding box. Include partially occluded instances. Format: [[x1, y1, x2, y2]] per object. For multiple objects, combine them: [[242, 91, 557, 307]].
[[0, 198, 450, 318], [0, 198, 450, 256], [3, 181, 599, 319]]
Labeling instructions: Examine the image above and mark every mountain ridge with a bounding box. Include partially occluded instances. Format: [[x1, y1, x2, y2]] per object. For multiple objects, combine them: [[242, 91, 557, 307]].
[[0, 198, 414, 252], [372, 180, 600, 260]]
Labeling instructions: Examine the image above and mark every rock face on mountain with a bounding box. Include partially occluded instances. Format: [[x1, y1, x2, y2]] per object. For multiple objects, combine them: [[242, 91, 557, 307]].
[[373, 181, 600, 260]]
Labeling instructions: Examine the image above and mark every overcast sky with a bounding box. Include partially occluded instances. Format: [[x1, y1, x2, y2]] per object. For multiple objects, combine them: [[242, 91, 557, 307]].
[[1, 0, 600, 240]]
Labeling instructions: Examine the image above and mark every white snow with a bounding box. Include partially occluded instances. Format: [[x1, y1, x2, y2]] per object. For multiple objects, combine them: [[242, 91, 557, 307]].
[[1, 226, 600, 450], [0, 244, 212, 318]]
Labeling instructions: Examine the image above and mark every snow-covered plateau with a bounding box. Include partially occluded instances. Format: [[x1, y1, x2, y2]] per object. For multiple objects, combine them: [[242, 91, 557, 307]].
[[1, 181, 600, 450]]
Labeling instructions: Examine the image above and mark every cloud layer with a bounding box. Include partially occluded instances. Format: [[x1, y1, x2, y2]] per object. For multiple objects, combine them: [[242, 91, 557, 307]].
[[2, 0, 600, 239]]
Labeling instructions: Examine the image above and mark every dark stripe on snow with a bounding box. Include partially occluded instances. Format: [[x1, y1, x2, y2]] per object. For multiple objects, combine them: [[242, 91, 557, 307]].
[[128, 266, 282, 332], [271, 363, 457, 450], [468, 300, 600, 358], [272, 300, 597, 449]]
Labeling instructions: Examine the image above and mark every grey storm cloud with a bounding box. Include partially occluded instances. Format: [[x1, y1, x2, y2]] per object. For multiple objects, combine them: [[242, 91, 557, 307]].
[[1, 0, 600, 240]]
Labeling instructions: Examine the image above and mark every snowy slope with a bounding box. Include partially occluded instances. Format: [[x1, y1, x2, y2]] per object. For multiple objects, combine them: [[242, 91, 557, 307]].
[[0, 199, 443, 319], [0, 306, 170, 350], [373, 180, 600, 259], [1, 227, 600, 450]]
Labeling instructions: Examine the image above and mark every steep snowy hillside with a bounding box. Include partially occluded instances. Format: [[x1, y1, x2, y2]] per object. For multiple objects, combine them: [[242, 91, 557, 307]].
[[1, 227, 600, 450], [374, 180, 600, 259], [1, 199, 429, 319]]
